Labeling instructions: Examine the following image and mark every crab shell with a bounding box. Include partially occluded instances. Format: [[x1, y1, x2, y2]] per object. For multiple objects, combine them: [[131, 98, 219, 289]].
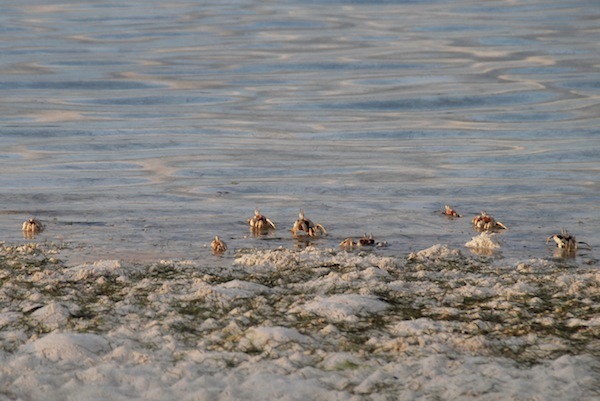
[[472, 211, 507, 231], [22, 218, 44, 233], [340, 234, 377, 249], [443, 205, 461, 217], [546, 229, 577, 251], [248, 209, 276, 232], [291, 211, 327, 237], [357, 233, 375, 246], [211, 235, 227, 254]]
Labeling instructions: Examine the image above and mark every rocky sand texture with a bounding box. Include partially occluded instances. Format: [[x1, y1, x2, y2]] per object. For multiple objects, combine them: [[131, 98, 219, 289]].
[[1, 242, 599, 400]]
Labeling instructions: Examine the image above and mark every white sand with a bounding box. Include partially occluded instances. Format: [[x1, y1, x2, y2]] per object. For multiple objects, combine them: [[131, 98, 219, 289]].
[[465, 232, 502, 252], [1, 242, 599, 400]]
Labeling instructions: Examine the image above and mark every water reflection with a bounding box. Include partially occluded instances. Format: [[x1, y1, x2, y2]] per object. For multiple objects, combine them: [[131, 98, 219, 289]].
[[467, 247, 498, 257]]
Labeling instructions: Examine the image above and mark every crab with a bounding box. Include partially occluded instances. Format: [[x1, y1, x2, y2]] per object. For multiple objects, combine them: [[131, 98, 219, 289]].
[[248, 208, 276, 234], [471, 211, 507, 231], [211, 235, 227, 254], [546, 228, 591, 252], [22, 218, 44, 233], [291, 210, 327, 237], [340, 234, 384, 249], [442, 205, 461, 217], [358, 233, 375, 246]]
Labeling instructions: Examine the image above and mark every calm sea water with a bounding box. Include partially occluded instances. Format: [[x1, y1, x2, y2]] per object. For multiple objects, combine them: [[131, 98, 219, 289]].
[[1, 0, 598, 263]]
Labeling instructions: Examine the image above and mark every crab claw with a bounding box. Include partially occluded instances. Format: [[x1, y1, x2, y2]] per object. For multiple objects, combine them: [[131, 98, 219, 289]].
[[313, 224, 327, 236], [495, 221, 508, 230]]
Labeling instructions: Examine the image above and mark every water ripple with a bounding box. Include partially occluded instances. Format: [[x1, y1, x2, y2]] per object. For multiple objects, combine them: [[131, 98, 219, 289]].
[[0, 0, 598, 258]]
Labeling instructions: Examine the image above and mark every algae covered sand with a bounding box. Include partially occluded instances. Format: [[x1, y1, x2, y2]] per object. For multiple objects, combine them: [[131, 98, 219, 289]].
[[1, 241, 599, 400]]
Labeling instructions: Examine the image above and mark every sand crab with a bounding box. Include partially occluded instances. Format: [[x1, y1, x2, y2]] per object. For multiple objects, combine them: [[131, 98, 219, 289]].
[[340, 234, 387, 249], [248, 208, 276, 234], [471, 211, 507, 231], [546, 228, 590, 252], [441, 205, 461, 217], [211, 235, 227, 254], [291, 210, 327, 237], [339, 234, 374, 249], [22, 218, 45, 234], [358, 233, 375, 246]]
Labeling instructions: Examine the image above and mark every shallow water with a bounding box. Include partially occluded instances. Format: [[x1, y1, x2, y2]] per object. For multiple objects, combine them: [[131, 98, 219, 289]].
[[1, 0, 599, 263]]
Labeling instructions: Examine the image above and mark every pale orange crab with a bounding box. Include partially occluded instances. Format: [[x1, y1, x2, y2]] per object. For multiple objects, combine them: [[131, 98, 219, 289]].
[[471, 211, 507, 231], [291, 210, 327, 237], [211, 235, 227, 254], [22, 218, 45, 234], [441, 205, 461, 218], [248, 208, 276, 234]]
